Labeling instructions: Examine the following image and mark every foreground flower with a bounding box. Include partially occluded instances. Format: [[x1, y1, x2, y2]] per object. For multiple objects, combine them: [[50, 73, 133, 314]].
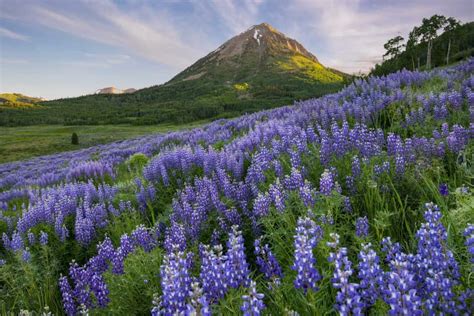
[[357, 243, 383, 308], [254, 237, 283, 284], [226, 226, 250, 288], [438, 183, 449, 196], [328, 233, 363, 315], [292, 217, 323, 293], [241, 280, 265, 316], [355, 217, 369, 237], [158, 246, 193, 314], [465, 224, 474, 264]]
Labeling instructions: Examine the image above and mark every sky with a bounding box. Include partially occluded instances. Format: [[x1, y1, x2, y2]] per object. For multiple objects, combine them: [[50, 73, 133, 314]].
[[0, 0, 473, 100]]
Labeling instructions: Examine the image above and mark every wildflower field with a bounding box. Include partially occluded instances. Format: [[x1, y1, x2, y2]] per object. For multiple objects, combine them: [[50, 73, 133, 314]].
[[0, 60, 473, 315]]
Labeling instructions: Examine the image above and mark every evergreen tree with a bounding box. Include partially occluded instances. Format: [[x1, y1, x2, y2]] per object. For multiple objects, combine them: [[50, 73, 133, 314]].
[[71, 132, 79, 145]]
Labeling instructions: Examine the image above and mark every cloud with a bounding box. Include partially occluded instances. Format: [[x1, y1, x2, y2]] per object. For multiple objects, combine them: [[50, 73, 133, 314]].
[[1, 0, 472, 77], [290, 0, 473, 73], [0, 26, 29, 41], [1, 0, 209, 68], [84, 53, 131, 65], [199, 0, 264, 34]]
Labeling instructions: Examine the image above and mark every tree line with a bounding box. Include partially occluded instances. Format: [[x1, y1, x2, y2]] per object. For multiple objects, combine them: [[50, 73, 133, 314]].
[[372, 15, 474, 76]]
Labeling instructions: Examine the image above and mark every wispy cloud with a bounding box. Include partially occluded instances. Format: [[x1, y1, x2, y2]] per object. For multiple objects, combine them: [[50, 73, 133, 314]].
[[4, 0, 471, 74], [2, 0, 209, 68], [199, 0, 264, 34], [84, 53, 131, 65], [0, 26, 29, 41]]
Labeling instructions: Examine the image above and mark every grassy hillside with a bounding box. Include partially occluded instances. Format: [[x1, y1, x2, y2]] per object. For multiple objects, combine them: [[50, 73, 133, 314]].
[[0, 79, 345, 127], [372, 21, 474, 75], [0, 93, 42, 109]]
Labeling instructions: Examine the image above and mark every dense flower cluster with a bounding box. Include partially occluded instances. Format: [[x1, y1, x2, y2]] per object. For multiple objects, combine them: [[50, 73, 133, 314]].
[[0, 57, 472, 315]]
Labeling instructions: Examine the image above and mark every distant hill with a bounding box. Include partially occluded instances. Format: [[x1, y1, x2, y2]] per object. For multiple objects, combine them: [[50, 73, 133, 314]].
[[95, 87, 137, 94], [0, 93, 43, 109], [0, 23, 350, 126], [371, 21, 474, 76]]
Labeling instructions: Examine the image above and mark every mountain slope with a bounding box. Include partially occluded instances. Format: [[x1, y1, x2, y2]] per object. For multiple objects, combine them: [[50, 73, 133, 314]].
[[0, 23, 349, 126]]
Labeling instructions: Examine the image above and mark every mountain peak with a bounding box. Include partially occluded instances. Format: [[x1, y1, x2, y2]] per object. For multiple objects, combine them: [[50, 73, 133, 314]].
[[249, 22, 278, 32], [166, 22, 346, 90]]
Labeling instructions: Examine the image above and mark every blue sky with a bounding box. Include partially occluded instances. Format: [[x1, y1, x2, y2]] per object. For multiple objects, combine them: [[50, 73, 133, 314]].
[[0, 0, 473, 100]]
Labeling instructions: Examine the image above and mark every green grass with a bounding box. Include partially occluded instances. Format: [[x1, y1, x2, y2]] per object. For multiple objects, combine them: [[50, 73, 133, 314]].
[[0, 121, 207, 164]]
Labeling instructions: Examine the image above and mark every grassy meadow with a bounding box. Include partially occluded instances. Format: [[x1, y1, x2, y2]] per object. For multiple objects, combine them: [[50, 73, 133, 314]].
[[0, 122, 207, 163]]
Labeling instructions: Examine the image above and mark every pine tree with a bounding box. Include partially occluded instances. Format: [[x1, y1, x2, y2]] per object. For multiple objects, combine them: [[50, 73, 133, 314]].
[[71, 132, 79, 145]]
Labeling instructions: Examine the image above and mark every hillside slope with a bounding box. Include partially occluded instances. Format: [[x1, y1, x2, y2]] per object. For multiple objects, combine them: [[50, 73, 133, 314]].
[[0, 93, 43, 109], [0, 23, 349, 126]]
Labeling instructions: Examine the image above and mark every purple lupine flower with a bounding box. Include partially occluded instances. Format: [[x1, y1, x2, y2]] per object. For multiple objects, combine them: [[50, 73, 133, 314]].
[[159, 246, 193, 314], [164, 222, 186, 253], [381, 237, 401, 263], [2, 233, 10, 250], [345, 175, 356, 195], [355, 217, 369, 238], [11, 231, 23, 251], [39, 231, 48, 246], [395, 155, 405, 175], [464, 224, 474, 264], [358, 243, 383, 308], [226, 226, 250, 288], [112, 234, 135, 274], [89, 272, 109, 307], [438, 183, 449, 196], [343, 196, 353, 213], [131, 224, 156, 252], [253, 193, 271, 217], [351, 156, 361, 178], [285, 167, 304, 190], [185, 282, 211, 316], [75, 213, 95, 246], [268, 179, 286, 212], [241, 280, 265, 316], [327, 233, 363, 315], [415, 203, 460, 313], [291, 217, 323, 293], [27, 231, 35, 246], [299, 180, 316, 207], [200, 244, 228, 302], [68, 262, 93, 308], [22, 248, 31, 262], [383, 253, 422, 316], [59, 275, 77, 316], [254, 237, 282, 283], [90, 237, 115, 274], [320, 169, 335, 196]]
